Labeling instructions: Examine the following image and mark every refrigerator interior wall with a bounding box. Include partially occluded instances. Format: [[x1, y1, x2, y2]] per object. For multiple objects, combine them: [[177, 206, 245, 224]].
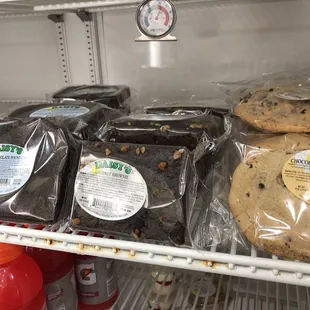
[[100, 0, 310, 106], [0, 1, 310, 104]]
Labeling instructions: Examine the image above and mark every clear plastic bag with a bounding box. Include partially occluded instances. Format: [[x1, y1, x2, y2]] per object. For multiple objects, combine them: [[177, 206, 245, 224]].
[[229, 126, 310, 261], [96, 113, 235, 248], [217, 70, 310, 133], [8, 100, 125, 141], [52, 84, 131, 112], [0, 118, 68, 224], [97, 113, 229, 185], [69, 140, 195, 245]]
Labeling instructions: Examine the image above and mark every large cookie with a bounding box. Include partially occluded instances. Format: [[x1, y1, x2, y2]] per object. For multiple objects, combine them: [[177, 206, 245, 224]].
[[229, 134, 310, 261], [235, 86, 310, 133]]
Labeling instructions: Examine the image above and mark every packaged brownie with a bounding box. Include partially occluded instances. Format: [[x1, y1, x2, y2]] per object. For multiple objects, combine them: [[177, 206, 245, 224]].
[[52, 84, 131, 111], [70, 141, 194, 245], [98, 114, 225, 151], [97, 113, 231, 187], [0, 118, 68, 224], [9, 100, 124, 141]]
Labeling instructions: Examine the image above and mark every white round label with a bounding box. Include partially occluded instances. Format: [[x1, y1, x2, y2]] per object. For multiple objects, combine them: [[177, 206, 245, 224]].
[[75, 159, 147, 221], [30, 105, 89, 118], [0, 144, 33, 195]]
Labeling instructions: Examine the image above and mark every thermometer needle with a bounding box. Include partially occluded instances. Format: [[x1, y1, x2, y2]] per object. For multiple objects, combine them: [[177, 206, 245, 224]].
[[155, 8, 160, 20]]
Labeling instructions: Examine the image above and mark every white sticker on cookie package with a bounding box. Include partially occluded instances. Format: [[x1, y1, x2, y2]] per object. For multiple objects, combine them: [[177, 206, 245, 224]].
[[75, 159, 147, 221], [282, 150, 310, 203]]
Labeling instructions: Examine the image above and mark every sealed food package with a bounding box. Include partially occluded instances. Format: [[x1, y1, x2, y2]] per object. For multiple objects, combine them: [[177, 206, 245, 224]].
[[98, 114, 226, 151], [52, 84, 131, 111], [9, 100, 124, 141], [97, 114, 231, 191], [229, 133, 310, 261], [70, 141, 193, 245], [0, 118, 68, 224], [217, 71, 310, 133]]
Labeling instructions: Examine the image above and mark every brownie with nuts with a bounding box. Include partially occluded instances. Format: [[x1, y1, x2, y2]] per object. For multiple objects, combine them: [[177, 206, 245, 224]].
[[9, 100, 124, 141], [70, 141, 191, 244], [98, 114, 225, 151]]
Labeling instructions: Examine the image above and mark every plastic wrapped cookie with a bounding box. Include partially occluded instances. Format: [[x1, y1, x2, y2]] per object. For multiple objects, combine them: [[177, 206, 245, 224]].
[[229, 133, 310, 261]]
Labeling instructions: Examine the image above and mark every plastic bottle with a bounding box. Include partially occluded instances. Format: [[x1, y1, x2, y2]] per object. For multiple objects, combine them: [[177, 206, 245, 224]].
[[0, 242, 46, 310], [26, 248, 78, 310], [75, 255, 118, 310]]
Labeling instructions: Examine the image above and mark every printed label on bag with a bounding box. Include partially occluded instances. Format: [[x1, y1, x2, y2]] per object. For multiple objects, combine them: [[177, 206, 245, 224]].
[[30, 105, 89, 118], [0, 144, 34, 195], [282, 150, 310, 203], [75, 159, 147, 221]]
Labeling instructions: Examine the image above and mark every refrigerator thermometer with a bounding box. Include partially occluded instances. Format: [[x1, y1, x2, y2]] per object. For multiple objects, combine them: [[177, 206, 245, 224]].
[[136, 0, 177, 39]]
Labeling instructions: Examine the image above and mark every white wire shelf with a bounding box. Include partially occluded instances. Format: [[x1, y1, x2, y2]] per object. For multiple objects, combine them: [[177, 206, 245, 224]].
[[0, 0, 297, 17], [1, 222, 310, 287], [114, 261, 310, 310]]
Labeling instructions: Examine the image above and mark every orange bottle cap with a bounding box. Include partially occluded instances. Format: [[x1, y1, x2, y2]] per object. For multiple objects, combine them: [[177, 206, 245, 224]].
[[0, 242, 24, 264]]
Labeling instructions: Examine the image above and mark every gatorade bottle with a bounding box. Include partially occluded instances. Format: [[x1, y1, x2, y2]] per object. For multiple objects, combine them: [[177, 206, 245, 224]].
[[0, 242, 46, 310], [26, 248, 78, 310], [75, 256, 118, 310]]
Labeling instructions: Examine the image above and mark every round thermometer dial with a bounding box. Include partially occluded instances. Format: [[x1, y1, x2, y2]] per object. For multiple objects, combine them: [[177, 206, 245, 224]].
[[136, 0, 177, 39]]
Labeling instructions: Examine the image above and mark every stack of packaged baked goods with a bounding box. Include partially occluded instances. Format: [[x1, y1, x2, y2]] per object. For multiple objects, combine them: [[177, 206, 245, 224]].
[[0, 85, 130, 228], [70, 109, 231, 245], [222, 73, 310, 261]]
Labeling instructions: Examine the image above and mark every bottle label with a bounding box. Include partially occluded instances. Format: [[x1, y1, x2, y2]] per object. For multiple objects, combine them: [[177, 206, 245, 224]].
[[30, 106, 89, 118], [75, 159, 147, 221], [76, 257, 118, 305], [45, 267, 78, 310], [0, 144, 34, 195]]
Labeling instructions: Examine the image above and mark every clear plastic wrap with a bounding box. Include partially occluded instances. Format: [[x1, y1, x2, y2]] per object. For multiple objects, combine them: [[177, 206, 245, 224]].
[[8, 100, 125, 141], [0, 118, 68, 224], [96, 113, 235, 248], [144, 103, 229, 117], [97, 114, 229, 184], [69, 141, 194, 245], [229, 128, 310, 262], [52, 84, 131, 111], [217, 71, 310, 133]]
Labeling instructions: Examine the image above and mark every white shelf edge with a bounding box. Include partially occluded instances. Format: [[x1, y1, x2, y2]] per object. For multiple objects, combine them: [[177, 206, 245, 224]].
[[1, 224, 310, 286]]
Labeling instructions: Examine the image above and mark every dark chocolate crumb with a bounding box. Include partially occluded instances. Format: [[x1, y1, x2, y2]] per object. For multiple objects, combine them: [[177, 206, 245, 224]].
[[261, 102, 264, 107], [246, 193, 250, 197], [258, 183, 265, 189], [287, 236, 292, 242], [301, 109, 306, 114], [248, 164, 253, 168], [243, 99, 248, 103], [268, 88, 274, 92]]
